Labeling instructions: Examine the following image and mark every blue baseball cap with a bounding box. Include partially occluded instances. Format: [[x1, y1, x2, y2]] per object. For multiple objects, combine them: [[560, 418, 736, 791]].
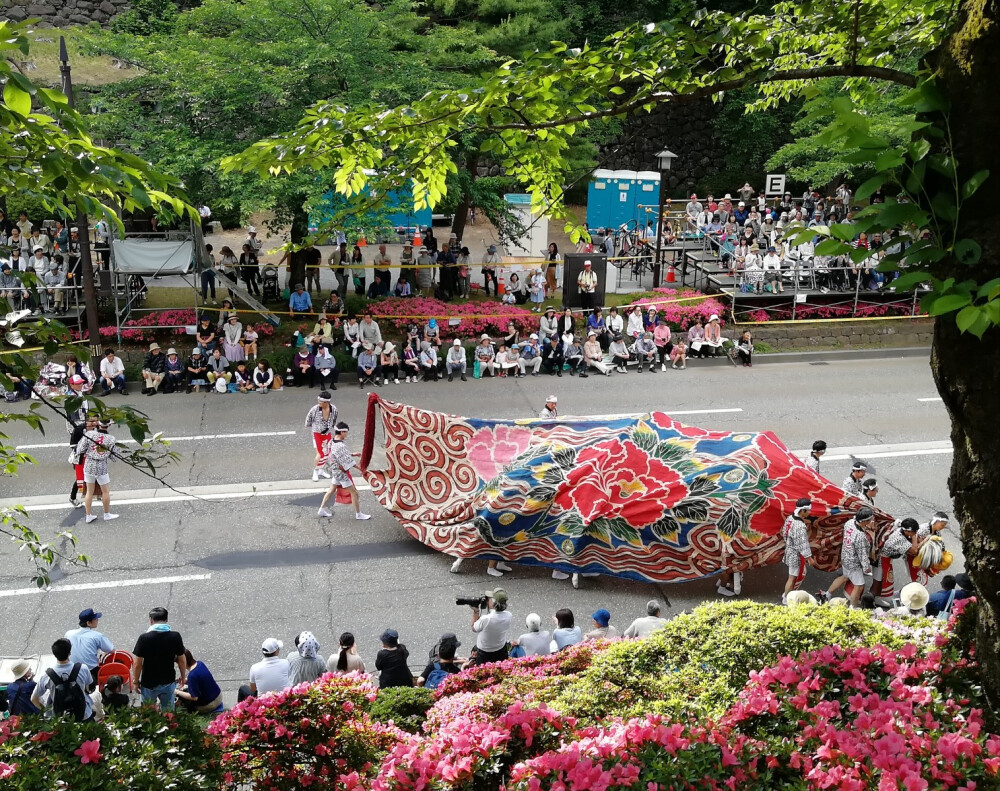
[[79, 608, 102, 621], [591, 608, 611, 627], [380, 629, 399, 646]]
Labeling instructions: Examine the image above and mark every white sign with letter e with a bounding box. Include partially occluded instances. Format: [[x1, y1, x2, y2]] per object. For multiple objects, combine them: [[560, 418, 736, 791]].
[[765, 174, 786, 196]]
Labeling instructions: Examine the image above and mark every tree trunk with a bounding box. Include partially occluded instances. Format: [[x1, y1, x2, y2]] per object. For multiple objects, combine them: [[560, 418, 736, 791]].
[[450, 156, 480, 243], [931, 0, 1000, 711], [287, 197, 309, 288]]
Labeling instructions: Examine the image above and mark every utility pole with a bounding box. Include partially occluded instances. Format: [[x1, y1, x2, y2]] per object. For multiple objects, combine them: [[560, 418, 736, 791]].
[[59, 36, 103, 359]]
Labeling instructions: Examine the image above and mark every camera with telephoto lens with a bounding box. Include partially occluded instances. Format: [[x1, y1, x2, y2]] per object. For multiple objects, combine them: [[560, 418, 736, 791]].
[[455, 594, 490, 608]]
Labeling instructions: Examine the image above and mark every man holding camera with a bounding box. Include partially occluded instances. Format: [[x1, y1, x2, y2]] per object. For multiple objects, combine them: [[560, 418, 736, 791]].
[[467, 588, 512, 665]]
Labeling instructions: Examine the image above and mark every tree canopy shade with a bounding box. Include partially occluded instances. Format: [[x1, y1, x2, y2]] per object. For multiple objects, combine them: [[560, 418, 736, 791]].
[[227, 0, 1000, 711], [0, 22, 192, 230], [224, 0, 944, 226], [1, 20, 188, 584]]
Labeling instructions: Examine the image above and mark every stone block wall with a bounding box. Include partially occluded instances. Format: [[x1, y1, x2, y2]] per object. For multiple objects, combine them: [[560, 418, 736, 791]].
[[599, 100, 722, 193], [748, 318, 934, 351], [2, 0, 128, 27]]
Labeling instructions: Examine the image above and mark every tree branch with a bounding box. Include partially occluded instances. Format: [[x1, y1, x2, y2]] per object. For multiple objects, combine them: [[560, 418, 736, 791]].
[[488, 65, 917, 132]]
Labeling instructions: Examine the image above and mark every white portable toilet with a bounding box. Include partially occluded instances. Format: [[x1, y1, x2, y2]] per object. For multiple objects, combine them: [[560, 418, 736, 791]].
[[504, 193, 550, 258]]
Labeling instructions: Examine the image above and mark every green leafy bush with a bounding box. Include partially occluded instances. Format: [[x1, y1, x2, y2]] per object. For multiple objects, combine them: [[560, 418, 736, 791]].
[[554, 601, 910, 721], [369, 686, 435, 733], [0, 707, 222, 791]]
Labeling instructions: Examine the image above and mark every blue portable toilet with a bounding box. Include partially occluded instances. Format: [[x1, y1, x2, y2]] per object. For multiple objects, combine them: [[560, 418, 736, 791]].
[[609, 170, 639, 229], [586, 169, 614, 231]]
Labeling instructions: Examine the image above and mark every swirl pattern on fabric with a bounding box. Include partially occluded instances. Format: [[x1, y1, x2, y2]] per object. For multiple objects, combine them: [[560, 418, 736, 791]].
[[361, 395, 896, 583]]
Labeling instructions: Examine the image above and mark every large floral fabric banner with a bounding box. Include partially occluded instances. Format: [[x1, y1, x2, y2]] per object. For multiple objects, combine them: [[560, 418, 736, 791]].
[[360, 395, 895, 582]]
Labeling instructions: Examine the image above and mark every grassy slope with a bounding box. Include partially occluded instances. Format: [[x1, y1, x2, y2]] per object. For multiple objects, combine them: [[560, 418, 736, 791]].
[[18, 27, 130, 88]]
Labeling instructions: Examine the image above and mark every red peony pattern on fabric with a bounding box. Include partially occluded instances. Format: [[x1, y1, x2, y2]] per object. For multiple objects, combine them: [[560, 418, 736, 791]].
[[465, 425, 534, 482], [552, 438, 689, 526]]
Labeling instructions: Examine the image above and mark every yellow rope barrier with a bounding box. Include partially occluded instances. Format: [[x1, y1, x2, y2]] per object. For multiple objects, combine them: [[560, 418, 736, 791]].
[[0, 338, 88, 357], [266, 255, 640, 271]]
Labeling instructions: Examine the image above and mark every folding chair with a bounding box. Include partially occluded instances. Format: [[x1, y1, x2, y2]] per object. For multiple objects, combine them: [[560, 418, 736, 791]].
[[101, 650, 135, 673], [97, 661, 133, 692]]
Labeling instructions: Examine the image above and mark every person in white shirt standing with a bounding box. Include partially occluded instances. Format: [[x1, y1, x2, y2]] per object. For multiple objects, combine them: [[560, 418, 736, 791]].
[[576, 260, 598, 310]]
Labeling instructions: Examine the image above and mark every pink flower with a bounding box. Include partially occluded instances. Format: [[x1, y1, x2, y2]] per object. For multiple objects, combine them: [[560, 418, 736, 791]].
[[553, 438, 688, 526], [0, 763, 15, 780], [74, 739, 102, 764], [466, 425, 534, 481]]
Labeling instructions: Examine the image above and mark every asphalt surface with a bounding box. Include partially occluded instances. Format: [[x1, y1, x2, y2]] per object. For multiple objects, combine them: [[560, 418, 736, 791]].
[[0, 350, 958, 702]]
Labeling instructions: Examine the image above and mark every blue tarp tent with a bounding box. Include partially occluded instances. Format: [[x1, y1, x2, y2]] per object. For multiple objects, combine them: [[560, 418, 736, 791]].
[[309, 181, 432, 236]]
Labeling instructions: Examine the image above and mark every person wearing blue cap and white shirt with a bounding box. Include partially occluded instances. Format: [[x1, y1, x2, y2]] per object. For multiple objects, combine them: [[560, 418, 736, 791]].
[[66, 608, 113, 687], [584, 609, 620, 641]]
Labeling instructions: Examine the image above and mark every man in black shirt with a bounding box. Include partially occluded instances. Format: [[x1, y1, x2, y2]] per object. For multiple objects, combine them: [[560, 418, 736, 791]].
[[132, 606, 186, 711]]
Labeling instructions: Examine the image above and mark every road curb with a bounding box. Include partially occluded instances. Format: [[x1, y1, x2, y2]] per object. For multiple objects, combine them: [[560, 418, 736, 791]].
[[752, 346, 930, 365]]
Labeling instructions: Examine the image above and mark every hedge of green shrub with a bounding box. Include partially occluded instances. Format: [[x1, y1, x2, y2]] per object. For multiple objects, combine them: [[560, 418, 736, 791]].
[[368, 686, 435, 733], [554, 600, 910, 720], [0, 707, 222, 791]]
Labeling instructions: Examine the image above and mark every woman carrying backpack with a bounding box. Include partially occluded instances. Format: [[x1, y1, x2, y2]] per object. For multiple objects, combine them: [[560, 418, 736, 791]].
[[416, 633, 464, 689]]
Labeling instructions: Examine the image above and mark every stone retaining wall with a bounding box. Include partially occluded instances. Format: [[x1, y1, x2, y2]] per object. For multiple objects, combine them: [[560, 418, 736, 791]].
[[1, 0, 128, 27], [747, 318, 934, 350], [599, 100, 721, 192]]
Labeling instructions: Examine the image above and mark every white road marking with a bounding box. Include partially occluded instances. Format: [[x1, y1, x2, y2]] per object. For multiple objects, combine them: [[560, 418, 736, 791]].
[[3, 439, 953, 514], [15, 430, 297, 451], [0, 573, 212, 598], [793, 439, 952, 462], [669, 408, 743, 415], [918, 397, 943, 402], [2, 479, 372, 512]]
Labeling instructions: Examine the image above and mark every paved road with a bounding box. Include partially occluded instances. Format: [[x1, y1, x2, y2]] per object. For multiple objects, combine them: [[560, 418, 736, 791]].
[[0, 351, 958, 701]]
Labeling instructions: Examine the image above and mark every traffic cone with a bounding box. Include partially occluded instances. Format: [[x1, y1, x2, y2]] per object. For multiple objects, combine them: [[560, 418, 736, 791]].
[[498, 270, 506, 297], [666, 264, 676, 283], [358, 232, 367, 248], [413, 228, 422, 247]]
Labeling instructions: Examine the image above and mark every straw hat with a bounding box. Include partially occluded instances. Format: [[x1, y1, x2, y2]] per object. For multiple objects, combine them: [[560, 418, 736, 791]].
[[10, 659, 31, 679], [786, 590, 818, 607], [900, 582, 930, 610]]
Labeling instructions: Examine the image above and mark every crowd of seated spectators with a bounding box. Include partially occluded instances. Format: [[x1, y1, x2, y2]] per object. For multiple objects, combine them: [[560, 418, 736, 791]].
[[678, 187, 906, 294], [1, 210, 89, 315]]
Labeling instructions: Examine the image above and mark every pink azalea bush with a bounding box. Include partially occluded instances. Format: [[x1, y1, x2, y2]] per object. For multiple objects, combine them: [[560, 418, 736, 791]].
[[505, 639, 999, 790], [436, 640, 603, 698], [721, 641, 999, 790], [367, 296, 536, 337], [208, 673, 406, 791], [0, 707, 221, 790], [374, 701, 570, 791], [624, 288, 730, 330], [739, 300, 922, 322], [95, 309, 276, 343]]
